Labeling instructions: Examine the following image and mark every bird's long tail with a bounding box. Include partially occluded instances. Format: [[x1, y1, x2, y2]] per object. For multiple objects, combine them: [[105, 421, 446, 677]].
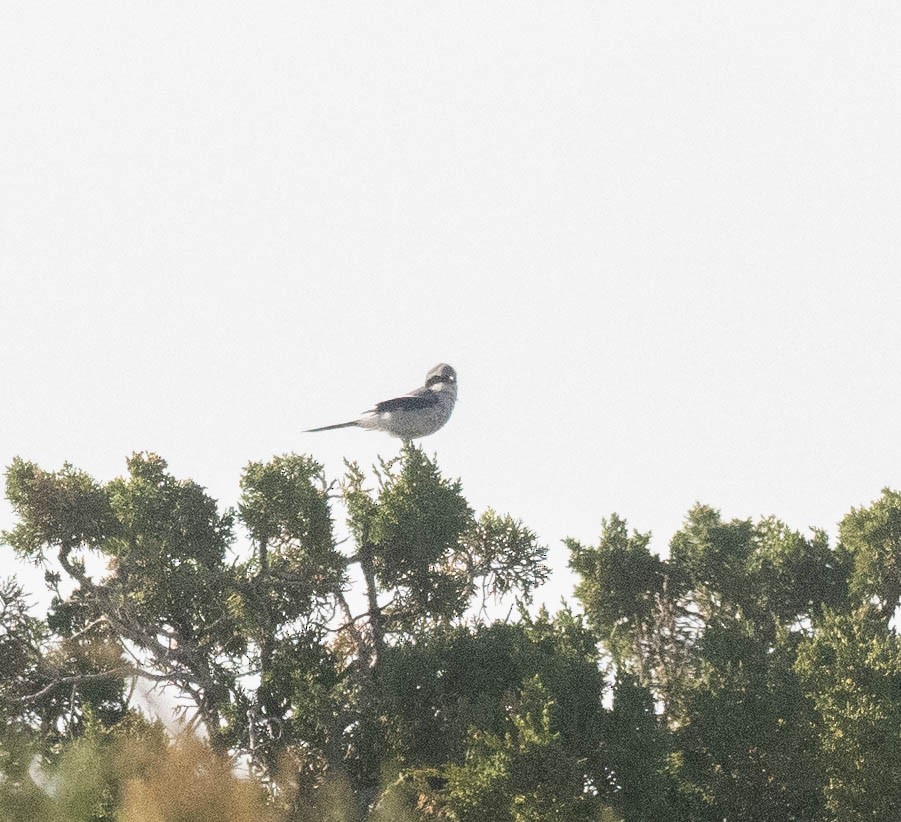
[[304, 420, 360, 433]]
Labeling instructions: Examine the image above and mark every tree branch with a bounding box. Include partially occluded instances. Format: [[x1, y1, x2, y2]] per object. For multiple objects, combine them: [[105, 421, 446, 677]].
[[20, 666, 170, 704]]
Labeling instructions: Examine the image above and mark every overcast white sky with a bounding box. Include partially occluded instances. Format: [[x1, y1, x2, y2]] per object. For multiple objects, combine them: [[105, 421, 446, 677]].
[[2, 3, 900, 609]]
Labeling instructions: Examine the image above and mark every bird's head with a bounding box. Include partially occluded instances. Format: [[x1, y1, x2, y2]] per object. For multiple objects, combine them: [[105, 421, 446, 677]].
[[425, 363, 457, 395]]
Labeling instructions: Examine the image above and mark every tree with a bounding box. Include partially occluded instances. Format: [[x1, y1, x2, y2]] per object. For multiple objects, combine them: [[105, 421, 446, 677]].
[[601, 674, 673, 822], [569, 506, 853, 820], [669, 619, 824, 821], [416, 676, 611, 822], [838, 488, 901, 622], [795, 608, 901, 820], [2, 446, 550, 819], [568, 515, 682, 711], [6, 450, 901, 820]]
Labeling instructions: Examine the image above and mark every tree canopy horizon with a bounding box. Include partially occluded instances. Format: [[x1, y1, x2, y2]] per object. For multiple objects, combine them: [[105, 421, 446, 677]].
[[1, 447, 899, 821]]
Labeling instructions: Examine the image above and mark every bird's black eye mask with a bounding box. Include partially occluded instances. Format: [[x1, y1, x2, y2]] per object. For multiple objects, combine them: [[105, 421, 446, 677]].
[[427, 374, 455, 387]]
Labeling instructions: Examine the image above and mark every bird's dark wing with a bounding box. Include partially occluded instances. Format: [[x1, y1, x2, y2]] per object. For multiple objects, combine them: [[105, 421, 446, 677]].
[[373, 388, 437, 413]]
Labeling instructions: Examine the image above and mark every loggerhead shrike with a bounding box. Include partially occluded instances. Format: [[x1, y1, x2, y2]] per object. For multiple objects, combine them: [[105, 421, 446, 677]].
[[305, 363, 457, 441]]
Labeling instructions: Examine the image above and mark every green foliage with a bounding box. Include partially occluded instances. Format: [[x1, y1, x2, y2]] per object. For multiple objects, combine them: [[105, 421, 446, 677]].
[[352, 446, 475, 622], [428, 676, 611, 822], [839, 488, 901, 620], [567, 502, 888, 820], [235, 453, 344, 633], [373, 611, 604, 774], [2, 447, 555, 819], [5, 451, 901, 820], [367, 447, 473, 577], [602, 675, 672, 822], [796, 608, 901, 820], [670, 621, 824, 821], [239, 455, 333, 550], [568, 514, 665, 670], [461, 510, 549, 606], [341, 446, 545, 631], [668, 504, 756, 618], [0, 578, 46, 724], [747, 518, 848, 624], [4, 458, 118, 559], [105, 453, 237, 646]]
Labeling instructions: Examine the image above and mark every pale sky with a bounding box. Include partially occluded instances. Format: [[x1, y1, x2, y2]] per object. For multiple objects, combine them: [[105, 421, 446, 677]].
[[2, 3, 900, 609]]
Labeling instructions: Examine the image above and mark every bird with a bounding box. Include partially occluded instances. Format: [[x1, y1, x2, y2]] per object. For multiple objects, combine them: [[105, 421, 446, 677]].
[[305, 363, 458, 441]]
